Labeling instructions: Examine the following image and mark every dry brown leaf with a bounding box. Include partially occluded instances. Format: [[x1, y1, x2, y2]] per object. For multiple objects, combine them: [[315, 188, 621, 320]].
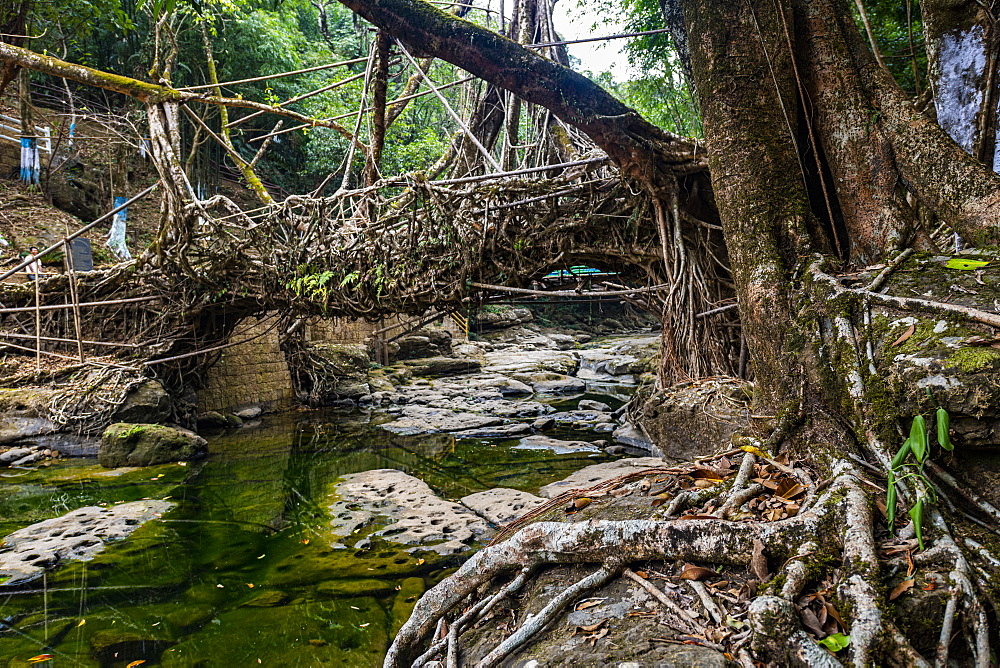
[[585, 626, 610, 645], [800, 607, 826, 638], [891, 323, 916, 347], [693, 479, 719, 489], [776, 480, 805, 499], [691, 468, 724, 481], [651, 495, 669, 507], [679, 514, 720, 520], [680, 565, 719, 581], [635, 570, 649, 579], [889, 579, 915, 601], [574, 620, 607, 633], [824, 602, 844, 628], [922, 582, 937, 591], [575, 598, 606, 611], [751, 539, 769, 581]]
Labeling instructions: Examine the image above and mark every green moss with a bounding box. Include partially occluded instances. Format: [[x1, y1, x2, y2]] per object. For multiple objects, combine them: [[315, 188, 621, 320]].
[[947, 347, 1000, 373]]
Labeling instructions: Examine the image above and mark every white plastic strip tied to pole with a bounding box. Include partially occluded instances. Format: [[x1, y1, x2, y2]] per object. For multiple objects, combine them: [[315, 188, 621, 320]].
[[106, 196, 132, 260], [19, 136, 39, 184]]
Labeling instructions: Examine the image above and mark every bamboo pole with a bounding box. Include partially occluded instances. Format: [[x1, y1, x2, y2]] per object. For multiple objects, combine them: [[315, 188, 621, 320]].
[[0, 295, 158, 314], [0, 184, 158, 281], [33, 269, 40, 374], [178, 55, 371, 91], [64, 240, 85, 362], [0, 331, 142, 348], [395, 39, 502, 172]]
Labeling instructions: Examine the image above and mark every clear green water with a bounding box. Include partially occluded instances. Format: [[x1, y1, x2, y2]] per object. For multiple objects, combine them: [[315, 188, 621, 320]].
[[0, 404, 621, 667]]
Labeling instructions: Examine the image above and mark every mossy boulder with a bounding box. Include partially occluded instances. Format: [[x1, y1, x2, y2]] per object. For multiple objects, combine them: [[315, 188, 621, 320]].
[[100, 423, 207, 468]]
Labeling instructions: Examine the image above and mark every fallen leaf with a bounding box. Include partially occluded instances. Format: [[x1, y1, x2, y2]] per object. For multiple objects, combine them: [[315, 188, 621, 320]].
[[889, 579, 915, 601], [610, 487, 632, 498], [566, 497, 592, 513], [891, 323, 916, 347], [800, 607, 826, 637], [574, 620, 607, 634], [650, 495, 669, 507], [246, 583, 255, 588], [922, 582, 937, 591], [691, 468, 723, 481], [126, 662, 146, 668], [776, 480, 805, 499], [739, 444, 770, 458], [77, 619, 86, 627], [585, 626, 609, 645], [751, 539, 769, 581], [27, 656, 53, 664], [945, 258, 990, 270], [679, 514, 720, 520], [693, 479, 719, 489], [679, 565, 719, 581], [635, 570, 649, 579], [575, 598, 606, 611], [301, 539, 310, 545], [360, 623, 370, 628]]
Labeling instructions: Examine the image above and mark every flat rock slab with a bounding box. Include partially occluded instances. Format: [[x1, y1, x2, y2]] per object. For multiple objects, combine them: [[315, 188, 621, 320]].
[[538, 457, 667, 498], [483, 349, 578, 376], [460, 488, 547, 525], [515, 435, 601, 455], [329, 469, 489, 555], [450, 422, 532, 439], [379, 406, 504, 435], [0, 500, 175, 585]]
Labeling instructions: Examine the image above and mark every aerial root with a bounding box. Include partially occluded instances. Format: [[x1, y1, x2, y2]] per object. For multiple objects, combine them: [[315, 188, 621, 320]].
[[473, 565, 618, 668], [387, 467, 997, 667]]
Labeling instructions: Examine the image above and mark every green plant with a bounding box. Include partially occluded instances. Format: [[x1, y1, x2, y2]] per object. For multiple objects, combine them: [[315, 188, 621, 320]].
[[886, 407, 953, 549], [817, 632, 851, 653]]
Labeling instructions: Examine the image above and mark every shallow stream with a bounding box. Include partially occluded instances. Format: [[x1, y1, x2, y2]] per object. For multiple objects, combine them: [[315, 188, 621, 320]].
[[0, 391, 630, 666]]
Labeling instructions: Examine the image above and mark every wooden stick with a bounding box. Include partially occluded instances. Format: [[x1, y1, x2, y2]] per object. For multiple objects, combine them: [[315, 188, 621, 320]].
[[395, 39, 502, 171], [178, 55, 370, 91], [0, 184, 158, 281], [33, 269, 40, 375], [696, 302, 738, 318], [0, 295, 157, 314]]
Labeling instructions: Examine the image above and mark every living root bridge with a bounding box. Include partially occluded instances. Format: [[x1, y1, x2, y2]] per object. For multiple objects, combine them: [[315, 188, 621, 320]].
[[385, 461, 991, 667]]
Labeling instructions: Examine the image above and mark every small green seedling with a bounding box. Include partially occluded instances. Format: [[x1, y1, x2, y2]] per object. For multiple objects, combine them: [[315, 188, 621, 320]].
[[886, 407, 952, 550], [817, 633, 851, 653]]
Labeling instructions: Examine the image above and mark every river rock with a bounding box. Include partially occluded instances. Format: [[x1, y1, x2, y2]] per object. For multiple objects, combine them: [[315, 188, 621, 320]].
[[403, 356, 482, 377], [548, 333, 577, 350], [329, 469, 489, 554], [515, 435, 601, 454], [380, 406, 505, 435], [514, 372, 586, 394], [461, 488, 546, 525], [532, 416, 556, 431], [538, 457, 668, 498], [99, 423, 207, 468], [612, 423, 661, 455], [234, 405, 262, 419], [111, 379, 172, 424], [578, 399, 611, 412], [0, 416, 59, 446], [395, 328, 452, 359], [0, 500, 174, 585], [483, 348, 578, 376], [450, 422, 532, 439], [636, 378, 750, 460]]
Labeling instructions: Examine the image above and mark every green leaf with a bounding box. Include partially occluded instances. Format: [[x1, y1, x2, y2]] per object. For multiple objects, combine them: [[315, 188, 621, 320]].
[[886, 470, 897, 530], [890, 439, 911, 469], [910, 498, 925, 551], [909, 415, 928, 463], [817, 633, 851, 652], [945, 258, 990, 270], [936, 408, 953, 451]]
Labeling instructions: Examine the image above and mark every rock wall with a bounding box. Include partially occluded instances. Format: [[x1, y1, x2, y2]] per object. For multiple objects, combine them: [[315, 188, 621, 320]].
[[306, 314, 466, 344], [197, 314, 295, 413]]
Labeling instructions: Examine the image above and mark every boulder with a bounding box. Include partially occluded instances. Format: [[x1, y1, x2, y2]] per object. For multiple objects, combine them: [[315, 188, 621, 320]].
[[450, 422, 532, 439], [99, 423, 207, 468], [395, 328, 453, 360], [0, 417, 59, 446], [538, 457, 668, 498], [579, 399, 611, 412], [636, 378, 750, 460], [111, 379, 172, 424], [515, 435, 601, 454], [380, 406, 505, 435], [548, 333, 577, 350], [612, 423, 661, 456], [532, 416, 556, 431], [461, 488, 547, 525], [513, 372, 586, 394], [234, 405, 262, 419], [196, 411, 229, 430], [403, 356, 482, 377]]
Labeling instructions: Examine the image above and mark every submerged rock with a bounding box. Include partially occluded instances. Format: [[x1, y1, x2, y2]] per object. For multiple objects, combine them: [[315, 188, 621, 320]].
[[99, 423, 207, 467], [380, 406, 505, 435], [329, 469, 489, 554], [0, 499, 174, 585]]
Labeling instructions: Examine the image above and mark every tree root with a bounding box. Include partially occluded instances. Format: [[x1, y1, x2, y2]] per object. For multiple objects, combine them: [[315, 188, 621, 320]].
[[386, 463, 999, 667]]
